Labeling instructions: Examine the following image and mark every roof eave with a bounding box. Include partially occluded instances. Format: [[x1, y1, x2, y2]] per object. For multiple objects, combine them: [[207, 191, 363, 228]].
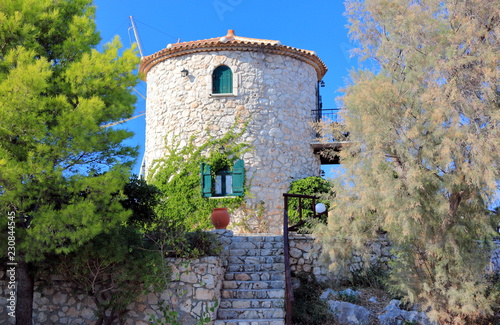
[[139, 42, 327, 81]]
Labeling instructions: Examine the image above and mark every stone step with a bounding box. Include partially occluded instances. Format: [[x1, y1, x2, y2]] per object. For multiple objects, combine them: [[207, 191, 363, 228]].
[[228, 256, 284, 265], [224, 272, 286, 281], [229, 241, 284, 250], [228, 248, 284, 256], [226, 263, 285, 273], [221, 289, 285, 299], [219, 298, 284, 309], [216, 317, 285, 324], [229, 237, 283, 250], [223, 280, 285, 290], [232, 235, 283, 243], [216, 235, 286, 324], [218, 308, 285, 320]]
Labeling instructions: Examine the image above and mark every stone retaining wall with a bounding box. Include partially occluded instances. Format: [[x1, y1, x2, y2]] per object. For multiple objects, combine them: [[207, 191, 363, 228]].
[[289, 234, 328, 281], [0, 230, 234, 325], [288, 234, 393, 283], [2, 233, 500, 324], [0, 232, 390, 324], [155, 256, 225, 324], [488, 238, 500, 272], [0, 255, 225, 325], [289, 235, 500, 284]]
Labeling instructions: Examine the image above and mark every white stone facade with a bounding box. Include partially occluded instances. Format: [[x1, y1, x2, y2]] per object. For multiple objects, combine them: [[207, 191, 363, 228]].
[[143, 33, 325, 234]]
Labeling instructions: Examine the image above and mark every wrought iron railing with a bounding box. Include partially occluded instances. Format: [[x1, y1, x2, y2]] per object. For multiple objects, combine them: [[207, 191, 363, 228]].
[[311, 108, 341, 123], [282, 193, 328, 325], [282, 196, 293, 325]]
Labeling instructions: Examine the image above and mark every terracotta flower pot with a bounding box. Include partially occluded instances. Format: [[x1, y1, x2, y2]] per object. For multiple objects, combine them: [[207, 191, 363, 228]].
[[211, 208, 230, 229]]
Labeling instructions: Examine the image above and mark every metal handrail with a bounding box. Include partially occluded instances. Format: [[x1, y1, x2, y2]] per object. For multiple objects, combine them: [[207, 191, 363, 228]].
[[283, 196, 293, 325], [283, 193, 327, 324]]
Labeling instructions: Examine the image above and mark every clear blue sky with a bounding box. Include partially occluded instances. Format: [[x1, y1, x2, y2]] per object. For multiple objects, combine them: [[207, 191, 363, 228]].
[[93, 0, 356, 176]]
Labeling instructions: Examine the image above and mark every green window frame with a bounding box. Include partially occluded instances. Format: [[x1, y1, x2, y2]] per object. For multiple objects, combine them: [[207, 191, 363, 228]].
[[201, 159, 244, 197], [212, 65, 233, 94]]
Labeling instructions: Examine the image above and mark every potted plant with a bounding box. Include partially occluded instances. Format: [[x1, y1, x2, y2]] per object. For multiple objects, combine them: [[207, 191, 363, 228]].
[[211, 207, 230, 229]]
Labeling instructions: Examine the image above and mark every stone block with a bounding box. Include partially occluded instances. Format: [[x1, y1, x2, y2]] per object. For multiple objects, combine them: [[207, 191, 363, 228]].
[[180, 271, 198, 284], [180, 298, 192, 313], [201, 274, 216, 289], [328, 300, 372, 325], [52, 292, 68, 305], [37, 312, 47, 322], [234, 273, 251, 281], [195, 288, 215, 300], [193, 263, 207, 274], [81, 308, 94, 319], [147, 293, 159, 305]]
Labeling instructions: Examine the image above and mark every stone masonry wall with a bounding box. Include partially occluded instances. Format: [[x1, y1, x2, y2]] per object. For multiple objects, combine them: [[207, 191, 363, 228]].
[[3, 233, 500, 323], [289, 235, 500, 283], [288, 234, 393, 283], [144, 50, 321, 234], [0, 256, 225, 325], [0, 230, 234, 325], [289, 234, 329, 282], [488, 238, 500, 273]]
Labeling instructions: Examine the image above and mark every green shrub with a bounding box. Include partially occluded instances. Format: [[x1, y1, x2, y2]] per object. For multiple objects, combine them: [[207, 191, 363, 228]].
[[287, 176, 334, 232], [292, 273, 336, 325], [348, 265, 388, 291], [184, 230, 223, 257], [336, 290, 360, 304]]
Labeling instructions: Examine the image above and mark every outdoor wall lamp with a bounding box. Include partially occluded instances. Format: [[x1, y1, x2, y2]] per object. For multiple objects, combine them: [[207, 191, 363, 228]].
[[181, 69, 189, 77], [315, 203, 326, 214]]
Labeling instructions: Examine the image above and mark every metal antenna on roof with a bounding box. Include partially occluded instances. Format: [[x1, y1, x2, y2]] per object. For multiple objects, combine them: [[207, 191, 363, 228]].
[[129, 16, 144, 58], [100, 112, 146, 128]]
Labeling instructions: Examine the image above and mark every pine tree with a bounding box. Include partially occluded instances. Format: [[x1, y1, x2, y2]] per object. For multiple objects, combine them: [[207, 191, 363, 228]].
[[316, 1, 499, 323], [0, 1, 140, 324]]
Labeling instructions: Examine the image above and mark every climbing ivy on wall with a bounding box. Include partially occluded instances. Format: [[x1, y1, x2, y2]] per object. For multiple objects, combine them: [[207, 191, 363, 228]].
[[208, 152, 233, 175], [148, 124, 250, 231]]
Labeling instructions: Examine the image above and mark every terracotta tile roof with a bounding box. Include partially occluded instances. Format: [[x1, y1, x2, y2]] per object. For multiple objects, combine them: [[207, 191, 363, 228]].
[[139, 29, 327, 80]]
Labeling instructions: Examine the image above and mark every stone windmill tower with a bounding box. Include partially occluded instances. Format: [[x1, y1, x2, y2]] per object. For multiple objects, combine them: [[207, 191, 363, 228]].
[[140, 30, 327, 234]]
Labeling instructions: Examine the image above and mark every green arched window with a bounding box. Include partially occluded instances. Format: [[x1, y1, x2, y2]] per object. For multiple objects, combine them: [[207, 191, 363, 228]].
[[212, 65, 233, 94]]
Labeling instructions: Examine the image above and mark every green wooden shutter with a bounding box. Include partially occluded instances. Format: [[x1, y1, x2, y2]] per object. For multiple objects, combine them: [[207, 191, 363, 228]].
[[213, 65, 233, 94], [232, 159, 244, 196], [201, 163, 212, 197]]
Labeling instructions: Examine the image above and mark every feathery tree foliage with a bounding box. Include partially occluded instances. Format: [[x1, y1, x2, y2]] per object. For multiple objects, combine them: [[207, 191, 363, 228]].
[[316, 1, 499, 323], [0, 0, 139, 323]]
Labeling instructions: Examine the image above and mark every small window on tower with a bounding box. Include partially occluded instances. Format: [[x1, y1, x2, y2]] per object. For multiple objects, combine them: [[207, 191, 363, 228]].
[[214, 170, 233, 196], [201, 159, 244, 198], [212, 65, 233, 94]]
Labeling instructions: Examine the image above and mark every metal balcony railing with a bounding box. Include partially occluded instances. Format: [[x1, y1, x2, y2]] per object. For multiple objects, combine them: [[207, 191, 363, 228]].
[[311, 108, 341, 123]]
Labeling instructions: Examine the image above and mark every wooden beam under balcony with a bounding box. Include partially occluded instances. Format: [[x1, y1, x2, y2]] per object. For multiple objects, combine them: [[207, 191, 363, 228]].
[[311, 141, 350, 164]]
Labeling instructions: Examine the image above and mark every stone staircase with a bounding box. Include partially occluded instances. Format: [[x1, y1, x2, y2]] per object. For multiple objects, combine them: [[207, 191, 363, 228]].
[[215, 235, 286, 325]]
